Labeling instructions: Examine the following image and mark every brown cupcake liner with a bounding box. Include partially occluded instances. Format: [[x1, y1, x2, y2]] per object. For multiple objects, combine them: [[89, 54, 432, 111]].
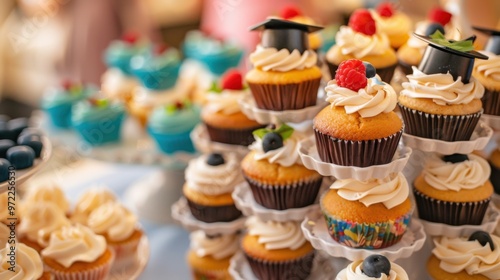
[[244, 176, 323, 210], [397, 60, 416, 76], [481, 87, 500, 116], [203, 123, 266, 146], [247, 78, 320, 111], [313, 127, 403, 167], [327, 62, 397, 84], [44, 249, 114, 280], [413, 188, 491, 226], [398, 104, 482, 141], [186, 198, 242, 223], [244, 251, 315, 280], [489, 161, 500, 195]]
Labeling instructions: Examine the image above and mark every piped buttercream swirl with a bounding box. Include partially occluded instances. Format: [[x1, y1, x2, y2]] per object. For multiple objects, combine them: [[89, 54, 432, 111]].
[[249, 45, 317, 72], [246, 216, 306, 250]]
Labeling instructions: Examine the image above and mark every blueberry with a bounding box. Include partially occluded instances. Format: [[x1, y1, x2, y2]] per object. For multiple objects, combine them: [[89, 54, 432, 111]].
[[0, 115, 9, 123], [0, 139, 16, 158], [425, 23, 445, 37], [363, 62, 377, 78], [18, 134, 43, 158], [442, 153, 469, 163], [361, 254, 391, 278], [262, 132, 284, 153], [6, 146, 35, 170], [7, 118, 29, 140], [206, 153, 225, 166], [0, 122, 15, 141], [19, 128, 42, 138], [0, 158, 10, 182], [468, 231, 495, 251]]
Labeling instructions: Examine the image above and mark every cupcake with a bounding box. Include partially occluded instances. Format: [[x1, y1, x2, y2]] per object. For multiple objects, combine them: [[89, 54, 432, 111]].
[[183, 152, 243, 223], [335, 254, 409, 280], [101, 68, 139, 104], [313, 59, 402, 167], [87, 201, 143, 267], [397, 7, 455, 75], [18, 202, 71, 252], [41, 224, 114, 280], [182, 30, 243, 76], [0, 192, 20, 225], [428, 231, 500, 279], [473, 27, 500, 116], [398, 32, 487, 141], [71, 97, 126, 146], [201, 70, 265, 146], [242, 216, 315, 280], [246, 18, 323, 111], [241, 124, 323, 210], [0, 243, 52, 280], [413, 153, 493, 225], [321, 173, 412, 249], [370, 2, 412, 50], [326, 9, 397, 83], [488, 146, 500, 195], [187, 230, 239, 280], [41, 80, 94, 128], [22, 184, 70, 215], [71, 187, 117, 225], [0, 223, 8, 244], [147, 100, 200, 154], [279, 5, 323, 52]]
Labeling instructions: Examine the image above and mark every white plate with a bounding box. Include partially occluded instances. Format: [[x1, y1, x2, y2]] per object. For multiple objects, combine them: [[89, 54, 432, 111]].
[[298, 136, 412, 180], [402, 121, 493, 154], [228, 250, 337, 280], [301, 210, 427, 262], [238, 93, 328, 125], [419, 203, 500, 238], [0, 136, 52, 193], [232, 181, 328, 223], [171, 197, 246, 235], [190, 124, 249, 158], [109, 234, 150, 280], [481, 114, 500, 131]]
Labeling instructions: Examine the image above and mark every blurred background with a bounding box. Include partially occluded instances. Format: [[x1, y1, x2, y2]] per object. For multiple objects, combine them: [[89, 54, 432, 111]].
[[0, 0, 498, 114]]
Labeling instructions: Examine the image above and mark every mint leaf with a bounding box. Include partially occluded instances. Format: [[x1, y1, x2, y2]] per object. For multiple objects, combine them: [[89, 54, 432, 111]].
[[275, 124, 294, 141], [429, 30, 445, 40], [253, 128, 271, 139], [429, 30, 474, 52], [208, 81, 222, 93], [165, 104, 177, 114]]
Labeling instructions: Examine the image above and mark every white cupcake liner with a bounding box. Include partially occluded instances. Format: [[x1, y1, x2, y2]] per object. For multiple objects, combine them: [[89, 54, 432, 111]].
[[481, 114, 500, 131], [232, 179, 332, 223], [418, 202, 500, 238], [171, 197, 246, 235], [238, 93, 328, 125], [228, 250, 337, 280], [300, 210, 426, 262], [298, 136, 412, 180], [190, 124, 249, 158], [401, 120, 493, 154]]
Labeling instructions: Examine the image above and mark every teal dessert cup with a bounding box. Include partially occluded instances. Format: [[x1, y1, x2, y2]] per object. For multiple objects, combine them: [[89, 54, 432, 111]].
[[104, 32, 147, 75]]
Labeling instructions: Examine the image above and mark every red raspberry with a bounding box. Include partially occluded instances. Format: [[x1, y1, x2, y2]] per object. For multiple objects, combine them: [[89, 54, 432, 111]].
[[335, 59, 367, 91], [349, 9, 376, 36], [376, 2, 394, 18], [280, 5, 302, 20], [61, 79, 73, 91], [153, 43, 169, 56], [122, 31, 139, 45], [221, 69, 243, 90], [428, 7, 452, 26]]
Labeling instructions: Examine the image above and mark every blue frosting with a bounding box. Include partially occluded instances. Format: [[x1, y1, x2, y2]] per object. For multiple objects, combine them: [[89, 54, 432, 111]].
[[130, 48, 182, 90], [104, 40, 147, 75], [148, 104, 200, 135]]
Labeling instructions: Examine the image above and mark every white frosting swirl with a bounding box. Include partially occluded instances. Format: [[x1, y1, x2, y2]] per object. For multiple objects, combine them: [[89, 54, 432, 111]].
[[370, 11, 411, 37], [204, 89, 249, 115], [249, 133, 303, 167], [330, 173, 409, 209], [432, 235, 500, 279], [474, 51, 500, 82], [101, 68, 138, 98], [132, 86, 187, 106], [335, 26, 391, 59], [18, 202, 71, 247], [423, 154, 490, 192], [0, 243, 44, 280], [87, 201, 138, 242], [41, 224, 107, 268], [401, 67, 485, 105], [190, 230, 239, 260], [185, 153, 243, 196], [23, 184, 70, 214], [249, 45, 317, 72], [72, 187, 117, 224], [0, 193, 20, 223], [325, 77, 397, 118], [246, 216, 306, 250], [335, 259, 409, 280]]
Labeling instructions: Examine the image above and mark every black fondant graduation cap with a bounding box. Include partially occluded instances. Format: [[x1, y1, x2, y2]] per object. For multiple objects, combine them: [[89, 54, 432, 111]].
[[414, 33, 488, 84], [473, 26, 500, 55], [249, 18, 323, 53]]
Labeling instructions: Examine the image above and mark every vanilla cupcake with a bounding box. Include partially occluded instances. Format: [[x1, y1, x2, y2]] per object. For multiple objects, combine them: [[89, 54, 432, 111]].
[[370, 2, 412, 49], [23, 184, 70, 215], [0, 243, 52, 280], [71, 187, 117, 225], [41, 224, 114, 280], [336, 254, 409, 280]]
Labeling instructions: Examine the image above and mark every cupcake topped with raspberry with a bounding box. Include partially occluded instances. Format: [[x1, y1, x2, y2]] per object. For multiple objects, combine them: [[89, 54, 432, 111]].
[[326, 9, 397, 82], [104, 31, 147, 75], [279, 5, 322, 51], [369, 2, 412, 49]]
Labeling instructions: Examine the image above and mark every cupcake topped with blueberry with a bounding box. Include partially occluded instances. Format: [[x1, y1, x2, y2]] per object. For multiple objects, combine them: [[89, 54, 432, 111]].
[[369, 2, 412, 49], [314, 59, 402, 167], [428, 231, 500, 279], [335, 254, 409, 280], [104, 31, 147, 75], [326, 9, 397, 82]]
